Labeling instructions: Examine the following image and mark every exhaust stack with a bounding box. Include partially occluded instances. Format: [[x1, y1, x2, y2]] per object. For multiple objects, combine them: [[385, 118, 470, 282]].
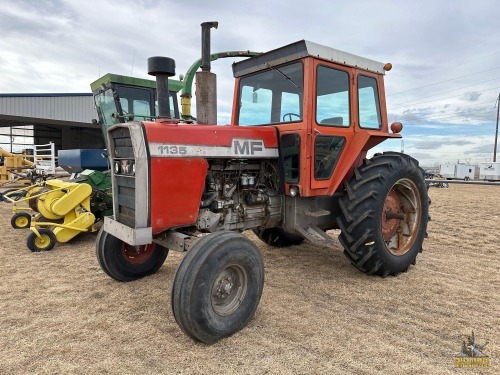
[[196, 21, 218, 124]]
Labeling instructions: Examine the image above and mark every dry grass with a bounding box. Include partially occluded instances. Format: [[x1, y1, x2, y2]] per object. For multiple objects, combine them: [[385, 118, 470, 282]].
[[0, 184, 498, 374]]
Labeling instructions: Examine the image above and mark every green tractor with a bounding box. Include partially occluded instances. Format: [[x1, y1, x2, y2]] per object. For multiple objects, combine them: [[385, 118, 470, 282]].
[[91, 50, 260, 129]]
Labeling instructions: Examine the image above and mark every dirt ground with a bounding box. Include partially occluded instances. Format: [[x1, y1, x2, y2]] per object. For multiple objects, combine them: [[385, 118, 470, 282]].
[[0, 184, 498, 374]]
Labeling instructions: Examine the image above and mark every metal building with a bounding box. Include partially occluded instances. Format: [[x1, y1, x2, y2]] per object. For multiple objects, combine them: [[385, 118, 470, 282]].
[[0, 93, 104, 153]]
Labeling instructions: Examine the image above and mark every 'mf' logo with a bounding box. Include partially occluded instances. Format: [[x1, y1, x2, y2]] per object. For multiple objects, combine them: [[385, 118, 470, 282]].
[[233, 139, 264, 155]]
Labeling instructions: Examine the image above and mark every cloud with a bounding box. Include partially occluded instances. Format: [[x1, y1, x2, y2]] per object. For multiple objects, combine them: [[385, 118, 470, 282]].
[[0, 0, 499, 165], [469, 143, 496, 155], [461, 91, 482, 102]]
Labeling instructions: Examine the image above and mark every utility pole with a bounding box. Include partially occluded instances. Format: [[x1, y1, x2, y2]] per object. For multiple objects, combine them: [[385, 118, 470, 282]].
[[494, 93, 499, 162]]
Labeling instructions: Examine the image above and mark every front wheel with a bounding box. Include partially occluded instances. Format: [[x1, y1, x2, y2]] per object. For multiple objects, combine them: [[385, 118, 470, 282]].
[[95, 228, 168, 282], [11, 212, 31, 229], [337, 152, 430, 277], [171, 231, 264, 344], [27, 229, 56, 252]]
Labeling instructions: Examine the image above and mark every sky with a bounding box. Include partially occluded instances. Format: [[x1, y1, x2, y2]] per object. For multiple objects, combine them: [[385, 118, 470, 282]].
[[0, 0, 499, 166]]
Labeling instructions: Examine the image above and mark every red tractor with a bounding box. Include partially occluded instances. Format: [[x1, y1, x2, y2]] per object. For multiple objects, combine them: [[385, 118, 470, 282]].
[[97, 25, 429, 344]]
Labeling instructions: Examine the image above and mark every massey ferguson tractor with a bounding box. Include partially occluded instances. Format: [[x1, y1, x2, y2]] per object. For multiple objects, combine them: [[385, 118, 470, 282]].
[[97, 23, 430, 344]]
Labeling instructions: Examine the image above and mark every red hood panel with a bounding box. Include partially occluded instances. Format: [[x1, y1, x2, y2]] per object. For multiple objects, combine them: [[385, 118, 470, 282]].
[[143, 122, 279, 148]]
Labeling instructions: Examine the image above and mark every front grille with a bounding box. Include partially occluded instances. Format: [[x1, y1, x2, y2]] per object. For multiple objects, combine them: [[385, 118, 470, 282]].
[[110, 127, 136, 227]]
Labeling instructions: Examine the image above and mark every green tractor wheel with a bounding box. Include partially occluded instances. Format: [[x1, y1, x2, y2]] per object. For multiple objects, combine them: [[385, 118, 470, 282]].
[[11, 212, 31, 229], [27, 229, 57, 252]]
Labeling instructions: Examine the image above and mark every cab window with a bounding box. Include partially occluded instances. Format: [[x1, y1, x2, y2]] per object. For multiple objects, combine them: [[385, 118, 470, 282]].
[[117, 87, 153, 121], [238, 62, 303, 126], [358, 75, 381, 129], [314, 136, 345, 180], [316, 66, 350, 127]]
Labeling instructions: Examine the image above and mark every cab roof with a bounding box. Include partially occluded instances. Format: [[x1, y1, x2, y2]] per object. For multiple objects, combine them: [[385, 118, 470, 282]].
[[232, 40, 387, 77], [90, 73, 183, 93]]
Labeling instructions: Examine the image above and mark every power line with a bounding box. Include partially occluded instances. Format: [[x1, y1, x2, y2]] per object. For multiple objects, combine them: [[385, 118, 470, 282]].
[[400, 109, 497, 123], [388, 76, 500, 107], [389, 97, 496, 114], [389, 66, 500, 96], [388, 86, 500, 109], [388, 99, 498, 123]]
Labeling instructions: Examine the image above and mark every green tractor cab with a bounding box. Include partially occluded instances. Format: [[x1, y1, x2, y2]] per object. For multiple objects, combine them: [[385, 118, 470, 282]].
[[91, 74, 183, 146]]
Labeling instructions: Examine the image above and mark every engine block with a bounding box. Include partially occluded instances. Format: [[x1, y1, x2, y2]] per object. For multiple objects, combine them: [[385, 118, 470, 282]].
[[197, 159, 282, 232]]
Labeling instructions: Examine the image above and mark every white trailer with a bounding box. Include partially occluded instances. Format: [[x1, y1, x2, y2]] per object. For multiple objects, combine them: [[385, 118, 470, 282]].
[[479, 162, 500, 181], [439, 164, 456, 179], [439, 163, 475, 180]]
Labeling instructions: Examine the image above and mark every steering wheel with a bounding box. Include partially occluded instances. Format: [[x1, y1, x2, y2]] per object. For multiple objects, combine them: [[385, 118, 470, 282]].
[[282, 113, 301, 122]]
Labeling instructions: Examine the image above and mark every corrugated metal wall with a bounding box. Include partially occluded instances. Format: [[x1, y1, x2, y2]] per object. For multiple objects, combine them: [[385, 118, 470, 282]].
[[0, 94, 95, 123]]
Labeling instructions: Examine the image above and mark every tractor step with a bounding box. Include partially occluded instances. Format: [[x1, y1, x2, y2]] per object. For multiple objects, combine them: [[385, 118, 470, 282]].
[[302, 209, 331, 217], [295, 224, 335, 246]]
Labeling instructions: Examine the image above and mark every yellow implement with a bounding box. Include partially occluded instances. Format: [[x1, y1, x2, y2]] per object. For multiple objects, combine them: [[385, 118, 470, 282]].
[[3, 184, 45, 228], [15, 179, 98, 252]]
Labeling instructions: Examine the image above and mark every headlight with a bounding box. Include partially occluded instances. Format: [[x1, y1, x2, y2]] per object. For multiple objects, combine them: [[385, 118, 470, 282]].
[[115, 160, 135, 175]]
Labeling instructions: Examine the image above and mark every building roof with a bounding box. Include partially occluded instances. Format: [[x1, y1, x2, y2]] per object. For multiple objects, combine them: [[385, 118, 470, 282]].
[[0, 93, 97, 128]]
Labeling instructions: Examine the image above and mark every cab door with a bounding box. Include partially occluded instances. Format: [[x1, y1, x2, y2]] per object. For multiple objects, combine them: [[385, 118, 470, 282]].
[[309, 60, 354, 191], [309, 62, 388, 194]]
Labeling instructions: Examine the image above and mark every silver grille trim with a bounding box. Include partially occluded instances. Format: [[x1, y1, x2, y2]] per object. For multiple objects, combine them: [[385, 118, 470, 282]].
[[108, 122, 149, 229]]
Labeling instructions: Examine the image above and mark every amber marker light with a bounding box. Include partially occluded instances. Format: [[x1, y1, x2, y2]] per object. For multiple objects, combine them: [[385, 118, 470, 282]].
[[390, 122, 403, 133], [384, 63, 392, 71]]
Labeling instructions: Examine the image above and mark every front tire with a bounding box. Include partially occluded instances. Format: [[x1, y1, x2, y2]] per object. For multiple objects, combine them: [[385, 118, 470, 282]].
[[27, 229, 56, 252], [171, 231, 264, 344], [337, 152, 429, 277], [11, 212, 31, 229], [96, 228, 168, 282]]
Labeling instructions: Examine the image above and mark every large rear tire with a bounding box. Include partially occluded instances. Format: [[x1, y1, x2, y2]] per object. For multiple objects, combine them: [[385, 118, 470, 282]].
[[252, 227, 304, 247], [337, 152, 429, 277], [171, 231, 264, 344], [96, 228, 168, 282]]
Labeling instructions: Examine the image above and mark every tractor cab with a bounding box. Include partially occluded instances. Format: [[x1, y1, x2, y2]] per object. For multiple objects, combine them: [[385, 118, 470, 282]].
[[232, 40, 401, 196], [90, 73, 182, 147]]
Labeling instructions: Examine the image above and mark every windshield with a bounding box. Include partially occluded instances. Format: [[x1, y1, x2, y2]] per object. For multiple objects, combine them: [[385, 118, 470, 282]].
[[117, 86, 153, 121], [95, 86, 178, 131], [95, 86, 154, 130], [238, 62, 303, 126]]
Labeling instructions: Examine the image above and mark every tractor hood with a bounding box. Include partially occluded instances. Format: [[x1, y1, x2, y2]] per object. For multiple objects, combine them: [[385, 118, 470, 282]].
[[143, 122, 279, 159]]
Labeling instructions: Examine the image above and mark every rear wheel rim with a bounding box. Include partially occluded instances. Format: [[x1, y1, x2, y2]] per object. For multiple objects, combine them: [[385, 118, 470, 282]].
[[382, 178, 421, 256], [211, 264, 248, 316], [121, 243, 155, 264]]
